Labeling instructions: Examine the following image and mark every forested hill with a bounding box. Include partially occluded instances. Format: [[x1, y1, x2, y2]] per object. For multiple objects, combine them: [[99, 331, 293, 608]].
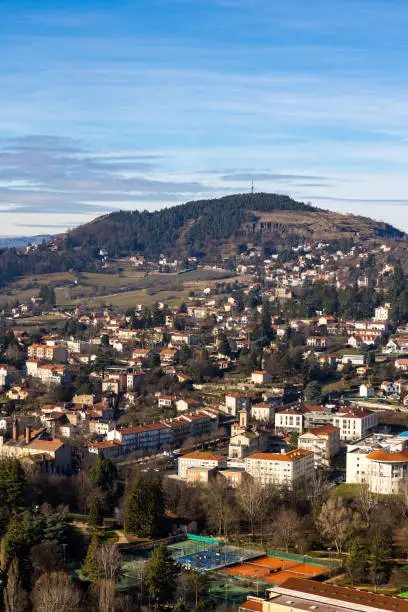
[[67, 192, 403, 260], [0, 193, 404, 286], [68, 192, 314, 258]]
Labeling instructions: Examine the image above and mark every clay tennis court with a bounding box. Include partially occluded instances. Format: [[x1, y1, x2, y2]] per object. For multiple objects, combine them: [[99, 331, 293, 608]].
[[220, 555, 328, 585]]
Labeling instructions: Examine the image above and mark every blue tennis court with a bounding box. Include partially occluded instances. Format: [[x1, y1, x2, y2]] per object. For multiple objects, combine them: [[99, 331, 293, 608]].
[[176, 549, 242, 571]]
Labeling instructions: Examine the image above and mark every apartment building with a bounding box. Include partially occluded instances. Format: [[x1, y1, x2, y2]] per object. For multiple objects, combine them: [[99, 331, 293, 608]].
[[107, 422, 173, 455], [298, 425, 340, 467], [178, 451, 227, 479], [28, 344, 67, 362], [346, 434, 408, 494], [275, 409, 304, 433], [245, 449, 314, 488]]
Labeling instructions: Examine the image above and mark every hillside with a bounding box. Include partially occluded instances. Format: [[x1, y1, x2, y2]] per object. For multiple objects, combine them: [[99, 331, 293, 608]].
[[68, 192, 403, 260], [0, 193, 404, 287]]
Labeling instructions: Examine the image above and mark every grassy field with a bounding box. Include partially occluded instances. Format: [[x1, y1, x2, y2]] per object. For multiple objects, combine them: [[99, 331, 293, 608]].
[[0, 268, 236, 310]]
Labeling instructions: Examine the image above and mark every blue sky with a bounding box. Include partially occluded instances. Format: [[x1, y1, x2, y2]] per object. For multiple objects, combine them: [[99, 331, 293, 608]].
[[2, 0, 408, 234]]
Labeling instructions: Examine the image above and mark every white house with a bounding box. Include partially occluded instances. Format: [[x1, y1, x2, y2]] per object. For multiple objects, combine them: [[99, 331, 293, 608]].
[[360, 383, 375, 398]]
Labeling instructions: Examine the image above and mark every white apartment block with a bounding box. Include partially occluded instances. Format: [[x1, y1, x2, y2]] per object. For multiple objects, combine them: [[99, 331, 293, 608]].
[[178, 451, 227, 479], [347, 434, 408, 494], [332, 408, 377, 441], [245, 449, 314, 488], [275, 409, 304, 433]]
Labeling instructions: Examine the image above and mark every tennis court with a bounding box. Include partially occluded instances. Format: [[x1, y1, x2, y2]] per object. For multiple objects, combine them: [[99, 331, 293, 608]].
[[177, 549, 242, 571], [220, 554, 328, 585]]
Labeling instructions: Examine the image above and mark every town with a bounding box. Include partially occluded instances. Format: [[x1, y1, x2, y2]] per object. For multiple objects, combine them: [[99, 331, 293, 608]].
[[1, 232, 408, 609]]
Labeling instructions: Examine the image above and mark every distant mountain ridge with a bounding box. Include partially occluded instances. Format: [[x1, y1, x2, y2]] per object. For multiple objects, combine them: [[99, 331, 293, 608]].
[[0, 234, 52, 248]]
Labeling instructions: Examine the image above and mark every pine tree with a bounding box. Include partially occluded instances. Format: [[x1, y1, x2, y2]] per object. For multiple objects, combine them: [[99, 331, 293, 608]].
[[88, 494, 104, 528], [82, 535, 100, 582], [345, 537, 368, 584], [124, 474, 164, 537], [145, 545, 179, 604], [369, 536, 391, 588]]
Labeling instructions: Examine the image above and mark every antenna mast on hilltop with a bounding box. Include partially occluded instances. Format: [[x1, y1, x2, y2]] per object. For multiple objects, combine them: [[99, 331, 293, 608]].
[[251, 180, 254, 195]]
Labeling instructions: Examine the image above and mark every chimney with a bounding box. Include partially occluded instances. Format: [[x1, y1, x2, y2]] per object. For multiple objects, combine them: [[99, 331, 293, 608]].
[[12, 419, 18, 442], [25, 426, 31, 444]]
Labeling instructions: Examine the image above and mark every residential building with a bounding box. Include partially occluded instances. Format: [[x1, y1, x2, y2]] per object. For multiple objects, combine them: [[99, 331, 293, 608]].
[[27, 344, 67, 362], [0, 364, 19, 388], [251, 370, 271, 385], [275, 409, 304, 433], [347, 434, 408, 494], [360, 382, 375, 398], [298, 425, 340, 467], [245, 449, 314, 488], [107, 422, 173, 455], [0, 423, 71, 474], [224, 393, 251, 417], [178, 451, 227, 479], [251, 402, 275, 423]]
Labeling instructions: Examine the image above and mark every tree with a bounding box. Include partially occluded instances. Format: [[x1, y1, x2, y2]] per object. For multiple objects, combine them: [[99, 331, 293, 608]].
[[82, 535, 100, 582], [30, 541, 64, 580], [318, 498, 359, 554], [205, 480, 236, 538], [97, 542, 122, 583], [236, 478, 271, 539], [304, 381, 322, 404], [345, 537, 369, 584], [124, 473, 164, 537], [3, 514, 30, 564], [369, 535, 391, 589], [4, 558, 28, 612], [217, 332, 231, 357], [89, 454, 119, 509], [355, 484, 378, 524], [270, 508, 303, 552], [181, 570, 208, 609], [88, 493, 104, 528], [31, 572, 82, 612], [145, 545, 179, 605], [0, 457, 26, 515]]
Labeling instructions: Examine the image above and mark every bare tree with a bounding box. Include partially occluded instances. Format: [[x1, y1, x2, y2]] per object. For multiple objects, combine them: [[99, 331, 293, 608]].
[[318, 498, 360, 555], [236, 477, 275, 542], [306, 469, 329, 505], [31, 572, 82, 612], [96, 542, 122, 582], [393, 523, 408, 560], [355, 484, 378, 524], [96, 579, 116, 612], [4, 559, 28, 612], [269, 508, 303, 552], [205, 480, 236, 538]]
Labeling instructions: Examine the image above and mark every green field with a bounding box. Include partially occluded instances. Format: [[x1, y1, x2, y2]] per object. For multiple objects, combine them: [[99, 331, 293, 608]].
[[0, 268, 236, 310]]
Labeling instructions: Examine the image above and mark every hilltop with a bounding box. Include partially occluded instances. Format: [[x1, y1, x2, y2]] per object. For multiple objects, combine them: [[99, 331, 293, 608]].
[[68, 192, 403, 260]]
